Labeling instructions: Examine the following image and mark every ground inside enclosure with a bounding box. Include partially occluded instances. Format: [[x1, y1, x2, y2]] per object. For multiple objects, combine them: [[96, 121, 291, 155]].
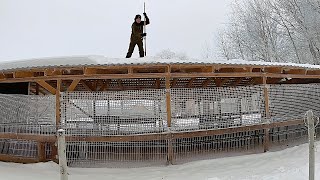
[[1, 141, 319, 180]]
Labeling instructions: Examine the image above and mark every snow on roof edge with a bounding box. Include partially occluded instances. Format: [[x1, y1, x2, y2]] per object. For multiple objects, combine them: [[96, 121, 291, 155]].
[[0, 55, 320, 72]]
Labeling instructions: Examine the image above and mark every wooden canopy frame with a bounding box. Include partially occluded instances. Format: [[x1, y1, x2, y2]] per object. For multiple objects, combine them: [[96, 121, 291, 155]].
[[0, 62, 317, 164]]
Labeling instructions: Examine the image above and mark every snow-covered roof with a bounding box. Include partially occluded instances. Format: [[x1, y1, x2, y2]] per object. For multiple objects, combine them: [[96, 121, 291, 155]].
[[1, 55, 320, 72]]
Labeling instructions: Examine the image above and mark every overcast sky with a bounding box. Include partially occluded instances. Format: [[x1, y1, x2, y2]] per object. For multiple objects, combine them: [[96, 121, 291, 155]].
[[0, 0, 232, 61]]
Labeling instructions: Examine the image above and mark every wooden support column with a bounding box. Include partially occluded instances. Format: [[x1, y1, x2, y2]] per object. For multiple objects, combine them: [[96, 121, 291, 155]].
[[263, 76, 270, 152], [165, 76, 174, 164], [165, 77, 172, 127], [67, 79, 80, 92], [37, 142, 46, 162], [56, 79, 61, 129]]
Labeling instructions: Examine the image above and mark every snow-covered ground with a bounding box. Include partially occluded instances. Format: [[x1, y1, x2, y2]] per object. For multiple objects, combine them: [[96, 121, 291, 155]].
[[1, 142, 319, 180]]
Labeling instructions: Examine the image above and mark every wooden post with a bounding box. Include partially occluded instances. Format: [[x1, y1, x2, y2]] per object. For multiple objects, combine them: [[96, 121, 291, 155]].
[[165, 77, 172, 127], [56, 79, 61, 129], [165, 76, 174, 164], [37, 142, 46, 162], [263, 76, 270, 152]]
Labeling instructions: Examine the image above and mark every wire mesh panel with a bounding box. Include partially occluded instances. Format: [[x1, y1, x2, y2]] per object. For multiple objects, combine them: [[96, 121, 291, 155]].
[[172, 130, 265, 164], [66, 134, 168, 168], [61, 90, 168, 167], [269, 124, 308, 148], [61, 90, 167, 136], [268, 84, 320, 121], [170, 86, 266, 131], [0, 139, 38, 158], [0, 94, 56, 135]]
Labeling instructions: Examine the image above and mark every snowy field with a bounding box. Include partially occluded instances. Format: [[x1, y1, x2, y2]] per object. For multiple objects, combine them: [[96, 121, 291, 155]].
[[1, 142, 319, 180]]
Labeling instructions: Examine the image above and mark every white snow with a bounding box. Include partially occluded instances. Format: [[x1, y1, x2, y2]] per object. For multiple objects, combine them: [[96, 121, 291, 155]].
[[1, 142, 319, 180], [1, 55, 320, 71]]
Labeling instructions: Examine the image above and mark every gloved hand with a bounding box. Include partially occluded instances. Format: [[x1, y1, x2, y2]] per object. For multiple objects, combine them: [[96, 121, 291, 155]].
[[141, 33, 147, 37], [143, 13, 147, 17]]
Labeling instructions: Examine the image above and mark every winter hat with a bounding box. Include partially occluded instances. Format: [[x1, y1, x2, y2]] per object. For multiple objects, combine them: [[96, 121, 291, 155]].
[[135, 14, 141, 20]]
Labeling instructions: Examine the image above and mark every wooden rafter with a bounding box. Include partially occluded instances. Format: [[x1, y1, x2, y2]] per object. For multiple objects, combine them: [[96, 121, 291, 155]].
[[171, 78, 178, 88], [36, 80, 56, 95], [214, 78, 229, 87], [155, 78, 161, 89], [202, 78, 213, 87], [231, 78, 244, 86], [81, 80, 94, 91], [67, 79, 81, 92], [187, 78, 196, 88], [117, 79, 124, 90], [98, 79, 110, 91]]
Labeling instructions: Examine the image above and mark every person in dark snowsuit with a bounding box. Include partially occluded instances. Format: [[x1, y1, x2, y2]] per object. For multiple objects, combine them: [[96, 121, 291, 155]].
[[126, 13, 150, 58]]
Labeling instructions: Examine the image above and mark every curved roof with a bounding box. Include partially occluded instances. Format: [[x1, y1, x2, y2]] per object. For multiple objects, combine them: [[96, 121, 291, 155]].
[[1, 55, 320, 72]]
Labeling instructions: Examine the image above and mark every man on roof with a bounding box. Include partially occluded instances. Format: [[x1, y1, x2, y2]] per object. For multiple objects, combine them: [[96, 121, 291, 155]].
[[125, 13, 150, 58]]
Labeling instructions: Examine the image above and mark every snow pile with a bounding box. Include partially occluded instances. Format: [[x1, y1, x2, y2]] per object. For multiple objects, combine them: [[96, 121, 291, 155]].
[[0, 142, 319, 180], [1, 55, 320, 71]]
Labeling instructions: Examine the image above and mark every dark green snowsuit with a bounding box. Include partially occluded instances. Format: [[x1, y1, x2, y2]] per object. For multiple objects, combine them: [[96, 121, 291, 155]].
[[126, 14, 150, 58]]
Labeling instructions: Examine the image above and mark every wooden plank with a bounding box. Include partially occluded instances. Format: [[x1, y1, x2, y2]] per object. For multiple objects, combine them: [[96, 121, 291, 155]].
[[0, 133, 56, 142], [67, 79, 81, 92], [155, 78, 161, 89], [117, 79, 124, 90], [66, 133, 169, 142], [0, 154, 39, 164], [172, 119, 303, 139], [37, 142, 46, 162], [167, 133, 174, 165], [187, 78, 196, 88], [264, 67, 283, 74], [81, 80, 94, 91], [215, 78, 229, 87], [263, 76, 270, 152], [171, 78, 178, 88], [36, 80, 56, 95], [166, 77, 172, 127], [231, 78, 244, 86], [45, 69, 62, 76], [284, 68, 307, 75], [56, 79, 61, 129], [14, 71, 34, 78], [62, 119, 304, 142], [202, 78, 213, 87]]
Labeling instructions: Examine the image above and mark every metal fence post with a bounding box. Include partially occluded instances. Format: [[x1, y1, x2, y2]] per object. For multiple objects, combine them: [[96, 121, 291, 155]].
[[57, 129, 68, 180], [306, 110, 315, 180]]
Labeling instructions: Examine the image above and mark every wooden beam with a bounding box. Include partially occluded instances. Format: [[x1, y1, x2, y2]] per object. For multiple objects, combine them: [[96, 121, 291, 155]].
[[155, 78, 161, 89], [37, 142, 46, 162], [56, 79, 61, 129], [171, 78, 178, 88], [14, 71, 34, 78], [165, 77, 172, 127], [187, 78, 196, 88], [231, 78, 244, 86], [67, 79, 80, 92], [165, 76, 173, 164], [35, 83, 39, 95], [36, 80, 56, 95], [214, 78, 229, 87], [0, 133, 56, 142], [263, 76, 270, 152], [117, 79, 124, 90], [202, 78, 213, 87], [98, 80, 108, 91], [81, 80, 94, 91], [171, 119, 303, 139], [0, 154, 39, 164]]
